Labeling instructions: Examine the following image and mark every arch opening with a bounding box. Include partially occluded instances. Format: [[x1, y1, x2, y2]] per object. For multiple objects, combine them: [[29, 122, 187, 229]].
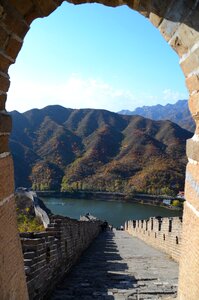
[[1, 1, 199, 300]]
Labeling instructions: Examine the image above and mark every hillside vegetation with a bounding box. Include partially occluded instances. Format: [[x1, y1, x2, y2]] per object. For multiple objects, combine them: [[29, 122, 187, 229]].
[[10, 105, 192, 195]]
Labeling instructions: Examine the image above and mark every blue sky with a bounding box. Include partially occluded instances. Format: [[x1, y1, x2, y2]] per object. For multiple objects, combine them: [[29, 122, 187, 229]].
[[7, 2, 188, 112]]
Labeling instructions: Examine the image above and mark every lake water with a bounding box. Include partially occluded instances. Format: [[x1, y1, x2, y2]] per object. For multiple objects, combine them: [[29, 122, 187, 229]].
[[42, 197, 182, 227]]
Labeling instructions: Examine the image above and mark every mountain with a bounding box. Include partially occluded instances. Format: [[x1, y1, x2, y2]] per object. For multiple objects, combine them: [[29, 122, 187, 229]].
[[118, 100, 195, 132], [10, 105, 193, 195]]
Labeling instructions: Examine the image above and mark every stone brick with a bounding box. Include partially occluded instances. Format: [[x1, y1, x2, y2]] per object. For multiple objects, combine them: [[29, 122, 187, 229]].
[[185, 162, 199, 211], [159, 19, 180, 42], [0, 155, 14, 201], [0, 93, 7, 110], [20, 216, 102, 299], [126, 216, 182, 262], [169, 23, 199, 57], [0, 52, 13, 72], [0, 194, 28, 299], [186, 74, 199, 94], [188, 92, 199, 126], [24, 7, 42, 25], [186, 138, 199, 161], [34, 0, 59, 16], [176, 25, 199, 54], [149, 13, 162, 27], [2, 2, 29, 39], [178, 204, 199, 300], [0, 74, 10, 93], [184, 4, 199, 32], [0, 112, 12, 133], [181, 48, 199, 76], [0, 134, 9, 153], [5, 36, 23, 60], [8, 0, 34, 16], [164, 0, 192, 23], [0, 26, 9, 49]]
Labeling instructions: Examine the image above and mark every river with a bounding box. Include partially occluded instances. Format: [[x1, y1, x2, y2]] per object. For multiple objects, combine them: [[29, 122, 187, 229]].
[[42, 197, 182, 227]]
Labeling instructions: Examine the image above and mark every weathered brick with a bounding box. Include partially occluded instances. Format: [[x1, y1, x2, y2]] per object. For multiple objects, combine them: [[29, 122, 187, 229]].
[[181, 48, 199, 76], [178, 204, 199, 299], [159, 19, 180, 42], [0, 74, 10, 92], [0, 155, 14, 200], [1, 1, 29, 39], [5, 36, 23, 60], [185, 162, 199, 211], [0, 26, 9, 49], [188, 92, 199, 128], [8, 0, 34, 16], [173, 24, 199, 57], [149, 12, 162, 27], [34, 0, 59, 16], [0, 134, 9, 153], [0, 53, 13, 72], [0, 112, 12, 133], [186, 74, 199, 94], [186, 138, 199, 161], [0, 93, 7, 110], [0, 195, 29, 299], [24, 7, 42, 25], [126, 216, 182, 262]]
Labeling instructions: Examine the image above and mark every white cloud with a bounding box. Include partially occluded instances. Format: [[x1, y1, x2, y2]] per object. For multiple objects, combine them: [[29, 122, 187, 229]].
[[7, 74, 137, 112], [162, 88, 187, 102], [6, 73, 189, 113]]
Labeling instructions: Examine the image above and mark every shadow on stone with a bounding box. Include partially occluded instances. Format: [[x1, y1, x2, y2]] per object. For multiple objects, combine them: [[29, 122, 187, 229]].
[[49, 231, 137, 299]]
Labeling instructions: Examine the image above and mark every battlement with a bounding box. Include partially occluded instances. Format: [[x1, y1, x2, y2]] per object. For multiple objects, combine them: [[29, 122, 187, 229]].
[[125, 217, 182, 262], [20, 215, 102, 299]]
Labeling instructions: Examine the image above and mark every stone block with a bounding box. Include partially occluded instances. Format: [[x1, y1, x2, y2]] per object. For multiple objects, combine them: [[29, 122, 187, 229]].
[[0, 134, 9, 153], [0, 155, 14, 201], [188, 93, 199, 129], [186, 138, 199, 161], [186, 74, 199, 93], [0, 93, 6, 110], [181, 48, 199, 76], [178, 203, 199, 300], [3, 4, 29, 39], [0, 74, 10, 93], [173, 24, 199, 57], [159, 19, 180, 42], [0, 26, 9, 49], [0, 194, 28, 299], [149, 13, 162, 27], [24, 6, 42, 25], [0, 53, 13, 73], [5, 36, 23, 60], [0, 112, 12, 133], [8, 0, 33, 16], [35, 0, 59, 16], [185, 162, 199, 210]]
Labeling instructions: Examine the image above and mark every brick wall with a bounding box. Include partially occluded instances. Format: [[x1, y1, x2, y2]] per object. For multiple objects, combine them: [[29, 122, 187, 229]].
[[20, 215, 102, 300], [0, 1, 199, 299], [125, 217, 182, 262]]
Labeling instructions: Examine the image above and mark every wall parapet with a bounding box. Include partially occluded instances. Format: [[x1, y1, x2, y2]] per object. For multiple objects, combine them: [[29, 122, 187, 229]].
[[125, 217, 182, 262], [20, 215, 102, 300]]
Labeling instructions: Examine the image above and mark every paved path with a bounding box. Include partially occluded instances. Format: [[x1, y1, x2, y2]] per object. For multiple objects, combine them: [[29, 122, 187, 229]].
[[50, 230, 178, 300]]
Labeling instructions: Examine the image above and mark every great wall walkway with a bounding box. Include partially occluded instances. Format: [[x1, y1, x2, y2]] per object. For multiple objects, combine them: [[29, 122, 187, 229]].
[[50, 230, 178, 300]]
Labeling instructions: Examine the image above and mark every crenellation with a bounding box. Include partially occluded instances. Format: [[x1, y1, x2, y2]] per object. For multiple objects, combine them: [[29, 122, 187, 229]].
[[126, 216, 182, 262], [20, 215, 102, 299]]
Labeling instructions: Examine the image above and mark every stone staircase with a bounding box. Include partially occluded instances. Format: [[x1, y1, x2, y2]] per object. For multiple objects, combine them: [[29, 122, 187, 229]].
[[50, 230, 178, 300]]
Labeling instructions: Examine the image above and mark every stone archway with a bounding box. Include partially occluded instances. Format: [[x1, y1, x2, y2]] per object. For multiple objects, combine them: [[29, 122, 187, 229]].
[[1, 1, 199, 299]]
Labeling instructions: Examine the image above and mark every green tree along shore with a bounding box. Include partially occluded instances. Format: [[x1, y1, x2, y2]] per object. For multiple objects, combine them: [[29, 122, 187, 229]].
[[10, 106, 192, 196]]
